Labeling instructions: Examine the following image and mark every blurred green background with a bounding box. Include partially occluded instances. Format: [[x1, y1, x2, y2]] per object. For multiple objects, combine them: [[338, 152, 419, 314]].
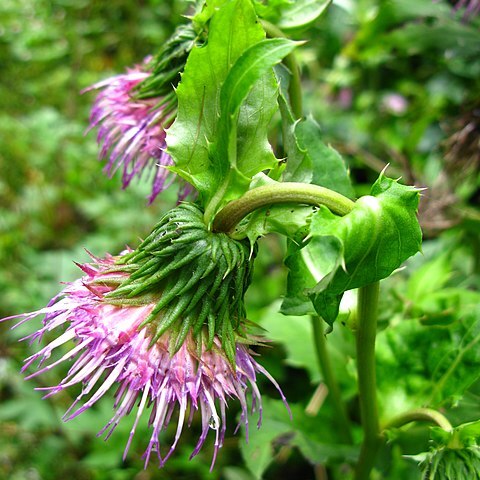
[[1, 1, 479, 479]]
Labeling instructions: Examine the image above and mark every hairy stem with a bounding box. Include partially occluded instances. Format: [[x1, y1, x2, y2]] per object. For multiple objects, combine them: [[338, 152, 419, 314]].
[[212, 182, 354, 233], [312, 315, 353, 444], [355, 282, 381, 480], [382, 408, 453, 432], [261, 20, 303, 119]]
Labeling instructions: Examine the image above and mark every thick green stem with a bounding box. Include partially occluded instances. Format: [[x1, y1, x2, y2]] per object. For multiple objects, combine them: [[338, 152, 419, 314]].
[[382, 408, 453, 432], [312, 315, 353, 444], [355, 282, 381, 480], [212, 182, 355, 233], [261, 20, 303, 119]]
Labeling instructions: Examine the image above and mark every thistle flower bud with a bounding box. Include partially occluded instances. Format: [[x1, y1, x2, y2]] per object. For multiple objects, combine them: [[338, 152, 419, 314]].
[[411, 425, 480, 480], [416, 446, 480, 479]]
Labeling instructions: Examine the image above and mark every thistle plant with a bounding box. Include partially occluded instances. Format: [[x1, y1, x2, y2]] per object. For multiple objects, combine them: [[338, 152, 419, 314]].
[[4, 0, 478, 479]]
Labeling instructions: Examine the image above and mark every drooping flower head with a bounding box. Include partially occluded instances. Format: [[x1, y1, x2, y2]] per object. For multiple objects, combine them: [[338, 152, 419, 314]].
[[84, 25, 198, 203], [85, 65, 175, 204], [4, 203, 289, 468]]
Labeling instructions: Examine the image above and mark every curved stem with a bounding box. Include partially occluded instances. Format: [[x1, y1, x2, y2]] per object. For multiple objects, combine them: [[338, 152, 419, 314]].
[[312, 315, 353, 444], [212, 182, 355, 233], [382, 408, 453, 432], [355, 282, 381, 480], [261, 20, 303, 119]]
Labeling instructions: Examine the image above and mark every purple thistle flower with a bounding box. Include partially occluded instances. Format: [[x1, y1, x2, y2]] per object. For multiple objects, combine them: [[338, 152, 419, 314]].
[[84, 62, 186, 204], [4, 252, 289, 469]]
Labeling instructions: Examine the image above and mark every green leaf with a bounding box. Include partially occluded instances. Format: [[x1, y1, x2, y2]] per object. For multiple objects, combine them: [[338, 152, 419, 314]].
[[232, 201, 315, 246], [168, 0, 266, 200], [406, 253, 452, 305], [276, 63, 354, 198], [213, 37, 299, 213], [241, 398, 358, 478], [192, 0, 230, 30], [253, 0, 294, 23], [289, 174, 422, 326], [168, 0, 297, 217], [259, 301, 320, 381], [277, 0, 331, 31], [276, 63, 354, 317], [220, 39, 298, 125], [287, 116, 355, 198], [282, 232, 339, 316], [458, 422, 480, 444]]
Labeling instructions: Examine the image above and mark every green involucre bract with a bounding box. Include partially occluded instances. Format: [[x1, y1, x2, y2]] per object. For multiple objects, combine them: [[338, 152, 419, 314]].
[[101, 203, 255, 365], [416, 446, 480, 480]]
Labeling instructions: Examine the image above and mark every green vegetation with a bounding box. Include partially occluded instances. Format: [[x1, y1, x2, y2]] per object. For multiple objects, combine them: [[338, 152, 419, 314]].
[[1, 1, 479, 479]]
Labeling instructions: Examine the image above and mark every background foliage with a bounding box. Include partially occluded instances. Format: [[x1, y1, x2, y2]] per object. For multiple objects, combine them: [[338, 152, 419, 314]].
[[1, 0, 479, 479]]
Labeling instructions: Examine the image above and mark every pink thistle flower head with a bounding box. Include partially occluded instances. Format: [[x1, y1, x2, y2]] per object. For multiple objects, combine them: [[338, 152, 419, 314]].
[[3, 203, 289, 468], [84, 63, 179, 204]]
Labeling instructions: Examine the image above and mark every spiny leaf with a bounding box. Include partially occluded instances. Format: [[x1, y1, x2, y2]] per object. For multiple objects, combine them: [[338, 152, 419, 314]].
[[220, 38, 297, 121], [168, 0, 294, 216], [283, 174, 422, 326]]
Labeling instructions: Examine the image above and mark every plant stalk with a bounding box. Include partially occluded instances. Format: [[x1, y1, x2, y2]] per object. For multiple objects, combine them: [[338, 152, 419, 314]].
[[355, 282, 381, 480], [212, 182, 354, 233], [312, 315, 353, 444], [382, 408, 453, 432]]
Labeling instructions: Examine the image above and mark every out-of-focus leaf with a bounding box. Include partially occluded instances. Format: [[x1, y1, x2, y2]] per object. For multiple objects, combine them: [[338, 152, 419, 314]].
[[241, 398, 358, 478], [241, 408, 291, 479], [376, 297, 480, 408], [294, 434, 358, 465], [223, 467, 257, 480], [259, 300, 357, 406], [386, 21, 480, 57], [259, 302, 320, 381], [0, 384, 57, 430], [277, 0, 331, 31], [406, 253, 452, 304]]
